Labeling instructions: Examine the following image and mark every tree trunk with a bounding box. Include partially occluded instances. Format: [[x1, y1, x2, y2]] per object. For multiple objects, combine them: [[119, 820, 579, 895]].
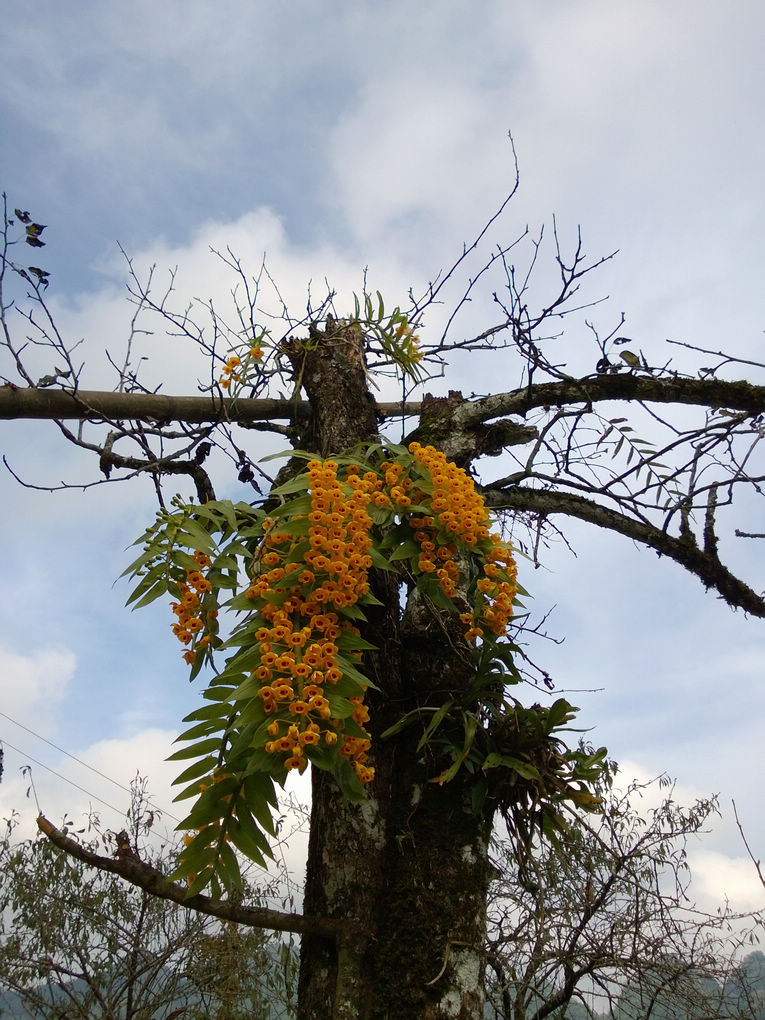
[[284, 320, 494, 1019]]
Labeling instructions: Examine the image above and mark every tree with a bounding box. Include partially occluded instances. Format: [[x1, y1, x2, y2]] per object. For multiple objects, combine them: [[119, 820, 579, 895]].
[[486, 775, 763, 1020], [720, 952, 765, 1020], [2, 183, 764, 1020], [0, 778, 294, 1019]]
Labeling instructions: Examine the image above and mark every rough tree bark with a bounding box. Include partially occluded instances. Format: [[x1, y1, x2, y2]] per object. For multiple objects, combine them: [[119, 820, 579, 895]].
[[279, 318, 493, 1019]]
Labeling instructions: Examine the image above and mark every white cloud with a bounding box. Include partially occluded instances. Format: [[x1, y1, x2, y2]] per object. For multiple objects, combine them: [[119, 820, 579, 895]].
[[0, 643, 76, 733], [0, 727, 177, 840], [690, 849, 765, 914], [328, 70, 511, 249]]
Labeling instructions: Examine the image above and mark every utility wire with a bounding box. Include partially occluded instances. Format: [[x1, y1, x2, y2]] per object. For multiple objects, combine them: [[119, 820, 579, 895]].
[[0, 711, 183, 832], [0, 737, 127, 818], [0, 710, 133, 795]]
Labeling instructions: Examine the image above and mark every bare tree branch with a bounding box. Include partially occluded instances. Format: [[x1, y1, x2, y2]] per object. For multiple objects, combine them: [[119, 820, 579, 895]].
[[36, 814, 362, 940], [0, 383, 428, 425], [4, 374, 763, 432], [483, 483, 765, 617], [732, 799, 765, 892], [462, 374, 765, 425]]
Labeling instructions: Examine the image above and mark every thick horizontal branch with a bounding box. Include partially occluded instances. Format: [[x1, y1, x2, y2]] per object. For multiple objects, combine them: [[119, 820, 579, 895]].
[[0, 384, 419, 424], [0, 385, 306, 423], [463, 374, 765, 425], [483, 485, 765, 617], [2, 375, 763, 431], [37, 814, 360, 939]]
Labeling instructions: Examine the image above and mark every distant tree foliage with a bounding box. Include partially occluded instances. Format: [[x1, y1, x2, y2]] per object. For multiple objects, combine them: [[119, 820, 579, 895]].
[[487, 776, 765, 1020], [0, 780, 296, 1019]]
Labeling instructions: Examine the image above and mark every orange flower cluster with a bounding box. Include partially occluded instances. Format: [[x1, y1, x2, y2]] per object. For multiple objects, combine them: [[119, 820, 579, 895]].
[[171, 444, 518, 791], [475, 537, 518, 638], [170, 550, 215, 664], [219, 355, 241, 390], [405, 442, 518, 642], [219, 346, 263, 390], [245, 459, 375, 783]]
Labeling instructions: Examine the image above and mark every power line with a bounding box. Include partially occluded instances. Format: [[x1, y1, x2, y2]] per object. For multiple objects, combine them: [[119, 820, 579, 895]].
[[0, 710, 133, 795], [0, 737, 127, 818], [0, 738, 189, 871], [0, 711, 183, 831]]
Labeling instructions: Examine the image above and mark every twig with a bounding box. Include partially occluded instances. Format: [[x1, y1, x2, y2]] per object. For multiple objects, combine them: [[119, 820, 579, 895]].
[[732, 800, 765, 891]]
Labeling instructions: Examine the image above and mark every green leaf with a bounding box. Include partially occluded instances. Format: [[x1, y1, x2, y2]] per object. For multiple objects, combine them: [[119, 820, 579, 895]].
[[212, 499, 238, 533], [215, 839, 243, 894], [178, 518, 217, 552], [380, 708, 420, 739], [619, 350, 641, 368], [367, 545, 395, 570], [173, 756, 218, 786], [122, 546, 159, 577], [332, 756, 365, 802], [167, 737, 223, 762], [334, 654, 378, 691], [303, 742, 335, 772], [326, 693, 355, 719], [268, 493, 313, 519], [125, 565, 170, 607], [273, 516, 310, 538], [434, 714, 477, 785], [389, 540, 420, 561], [482, 753, 540, 780], [182, 782, 236, 830], [261, 588, 294, 608], [271, 473, 310, 497], [174, 550, 203, 573], [421, 582, 457, 613], [230, 674, 264, 703], [227, 814, 268, 867], [183, 867, 216, 898], [258, 448, 301, 464], [471, 776, 489, 815], [336, 602, 368, 621], [233, 799, 274, 857], [548, 698, 577, 730], [340, 716, 372, 741], [173, 779, 211, 803], [130, 578, 174, 610], [377, 523, 412, 550], [176, 719, 223, 743], [335, 630, 378, 652], [181, 701, 230, 724], [416, 699, 454, 751], [243, 772, 278, 834]]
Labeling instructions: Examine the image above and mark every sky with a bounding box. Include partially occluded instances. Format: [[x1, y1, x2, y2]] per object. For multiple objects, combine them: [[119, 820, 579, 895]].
[[1, 0, 764, 918]]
